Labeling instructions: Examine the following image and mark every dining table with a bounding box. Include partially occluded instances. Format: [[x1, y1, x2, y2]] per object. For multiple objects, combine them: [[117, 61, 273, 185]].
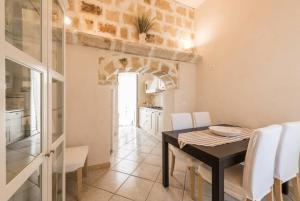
[[162, 125, 289, 201]]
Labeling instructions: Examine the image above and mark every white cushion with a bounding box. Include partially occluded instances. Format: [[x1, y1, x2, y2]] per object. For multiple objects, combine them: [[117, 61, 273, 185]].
[[192, 112, 211, 128], [171, 113, 193, 130], [275, 122, 300, 182], [198, 125, 282, 201], [170, 145, 200, 167], [198, 164, 245, 201], [66, 146, 89, 173]]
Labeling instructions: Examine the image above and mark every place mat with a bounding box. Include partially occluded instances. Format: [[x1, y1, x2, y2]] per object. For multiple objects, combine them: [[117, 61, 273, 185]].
[[178, 128, 253, 148]]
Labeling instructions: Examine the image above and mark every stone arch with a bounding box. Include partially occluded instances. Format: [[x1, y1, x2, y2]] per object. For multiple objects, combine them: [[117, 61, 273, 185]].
[[98, 54, 179, 89]]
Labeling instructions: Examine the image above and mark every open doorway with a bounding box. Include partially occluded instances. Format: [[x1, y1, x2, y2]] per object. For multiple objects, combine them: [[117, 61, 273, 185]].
[[118, 73, 138, 127]]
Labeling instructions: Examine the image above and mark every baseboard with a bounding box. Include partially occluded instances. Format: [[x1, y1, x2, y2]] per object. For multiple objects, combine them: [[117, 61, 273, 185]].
[[87, 162, 110, 171]]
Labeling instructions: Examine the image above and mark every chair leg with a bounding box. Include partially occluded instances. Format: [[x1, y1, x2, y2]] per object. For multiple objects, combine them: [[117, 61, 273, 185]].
[[170, 152, 175, 176], [267, 188, 274, 201], [189, 167, 195, 200], [76, 168, 83, 201], [274, 179, 283, 201], [291, 176, 300, 201], [83, 157, 88, 177], [198, 175, 204, 201]]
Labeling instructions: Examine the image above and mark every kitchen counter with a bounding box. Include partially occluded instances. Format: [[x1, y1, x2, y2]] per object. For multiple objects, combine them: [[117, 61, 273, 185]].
[[139, 106, 163, 111]]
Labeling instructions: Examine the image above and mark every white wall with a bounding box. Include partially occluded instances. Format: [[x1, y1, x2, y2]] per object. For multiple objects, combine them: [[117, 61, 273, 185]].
[[195, 0, 300, 128], [66, 44, 198, 164], [66, 44, 113, 166], [163, 63, 198, 131]]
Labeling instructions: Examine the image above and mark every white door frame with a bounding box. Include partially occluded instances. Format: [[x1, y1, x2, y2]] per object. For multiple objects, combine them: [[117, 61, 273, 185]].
[[0, 0, 66, 200]]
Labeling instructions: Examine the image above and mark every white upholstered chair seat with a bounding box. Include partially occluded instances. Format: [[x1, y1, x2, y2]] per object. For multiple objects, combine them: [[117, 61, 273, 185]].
[[198, 164, 245, 201], [170, 145, 195, 166]]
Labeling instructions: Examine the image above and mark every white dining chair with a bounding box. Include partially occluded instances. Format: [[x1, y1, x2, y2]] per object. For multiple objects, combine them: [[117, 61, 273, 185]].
[[192, 112, 212, 128], [197, 125, 282, 201], [170, 113, 199, 200], [274, 122, 300, 201]]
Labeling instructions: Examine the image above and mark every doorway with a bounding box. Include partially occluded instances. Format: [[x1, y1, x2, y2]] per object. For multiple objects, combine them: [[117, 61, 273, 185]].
[[117, 73, 138, 127]]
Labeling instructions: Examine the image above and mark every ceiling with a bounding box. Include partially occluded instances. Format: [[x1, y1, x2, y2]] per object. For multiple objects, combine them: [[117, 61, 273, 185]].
[[174, 0, 206, 8]]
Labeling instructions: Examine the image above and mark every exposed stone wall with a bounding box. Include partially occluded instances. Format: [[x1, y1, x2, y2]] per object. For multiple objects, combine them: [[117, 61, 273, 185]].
[[98, 53, 179, 89], [67, 0, 195, 51]]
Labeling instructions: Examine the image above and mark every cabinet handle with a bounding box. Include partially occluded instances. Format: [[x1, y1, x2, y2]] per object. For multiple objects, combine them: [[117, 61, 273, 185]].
[[50, 150, 55, 154], [45, 153, 51, 157]]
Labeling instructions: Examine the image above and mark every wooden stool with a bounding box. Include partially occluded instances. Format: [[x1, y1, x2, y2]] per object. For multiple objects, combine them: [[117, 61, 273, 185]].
[[66, 146, 89, 200]]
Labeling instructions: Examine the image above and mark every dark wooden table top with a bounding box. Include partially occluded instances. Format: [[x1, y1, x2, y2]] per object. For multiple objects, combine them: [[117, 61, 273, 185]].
[[162, 126, 249, 167]]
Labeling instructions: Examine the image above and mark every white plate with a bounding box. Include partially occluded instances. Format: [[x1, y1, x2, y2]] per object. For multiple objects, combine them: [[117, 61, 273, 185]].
[[209, 126, 242, 137]]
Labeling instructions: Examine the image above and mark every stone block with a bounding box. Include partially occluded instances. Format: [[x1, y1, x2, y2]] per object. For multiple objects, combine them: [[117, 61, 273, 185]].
[[144, 0, 152, 5], [84, 19, 94, 30], [123, 13, 135, 25], [152, 47, 175, 60], [184, 20, 192, 29], [189, 9, 195, 19], [98, 0, 111, 4], [120, 27, 128, 39], [98, 23, 117, 35], [155, 35, 164, 45], [71, 17, 80, 29], [163, 25, 177, 37], [165, 14, 175, 24], [146, 34, 155, 43], [81, 1, 102, 15], [155, 10, 163, 21], [176, 17, 182, 26], [68, 0, 74, 10], [123, 42, 152, 56], [167, 39, 178, 49], [131, 57, 142, 68], [77, 32, 112, 50], [176, 6, 187, 16], [106, 10, 120, 22], [155, 0, 172, 12]]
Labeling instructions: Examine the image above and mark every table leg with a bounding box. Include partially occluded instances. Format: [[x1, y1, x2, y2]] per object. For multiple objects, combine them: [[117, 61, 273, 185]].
[[212, 164, 224, 201], [282, 181, 289, 195], [162, 139, 169, 187]]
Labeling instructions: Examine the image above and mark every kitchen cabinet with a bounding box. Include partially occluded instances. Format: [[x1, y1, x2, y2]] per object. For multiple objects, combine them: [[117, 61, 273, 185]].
[[139, 107, 163, 138], [6, 110, 24, 145]]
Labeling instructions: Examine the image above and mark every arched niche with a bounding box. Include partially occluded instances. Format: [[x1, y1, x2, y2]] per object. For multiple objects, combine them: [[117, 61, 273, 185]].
[[98, 54, 179, 89]]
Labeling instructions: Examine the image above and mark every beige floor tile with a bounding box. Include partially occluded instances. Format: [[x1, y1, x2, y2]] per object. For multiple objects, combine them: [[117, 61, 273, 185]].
[[112, 159, 139, 174], [83, 168, 108, 185], [132, 163, 161, 181], [125, 151, 148, 162], [110, 195, 133, 201], [143, 154, 162, 167], [90, 170, 129, 193], [150, 146, 162, 156], [113, 149, 133, 159], [156, 170, 186, 189], [146, 183, 183, 201], [136, 146, 155, 154], [66, 182, 113, 201], [117, 176, 153, 201]]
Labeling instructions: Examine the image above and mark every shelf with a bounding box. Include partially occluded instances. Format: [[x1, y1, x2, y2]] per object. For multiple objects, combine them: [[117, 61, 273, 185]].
[[66, 31, 202, 64]]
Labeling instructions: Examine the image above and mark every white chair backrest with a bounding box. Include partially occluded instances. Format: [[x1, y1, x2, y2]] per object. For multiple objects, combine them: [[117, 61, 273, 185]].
[[192, 112, 211, 127], [171, 113, 193, 130], [243, 125, 282, 201], [275, 122, 300, 182]]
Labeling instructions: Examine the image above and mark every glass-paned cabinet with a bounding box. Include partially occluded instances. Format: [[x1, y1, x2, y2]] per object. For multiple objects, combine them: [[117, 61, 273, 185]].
[[0, 0, 66, 200]]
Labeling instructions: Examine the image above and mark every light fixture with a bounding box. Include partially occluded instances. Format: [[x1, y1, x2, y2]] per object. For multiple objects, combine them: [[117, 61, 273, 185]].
[[181, 37, 193, 49], [64, 16, 72, 25]]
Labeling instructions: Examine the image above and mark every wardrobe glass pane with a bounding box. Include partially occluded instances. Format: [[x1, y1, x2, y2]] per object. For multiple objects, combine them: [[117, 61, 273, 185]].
[[52, 0, 64, 74], [8, 166, 42, 201], [52, 79, 63, 143], [6, 59, 42, 183], [52, 144, 64, 201], [5, 0, 42, 61]]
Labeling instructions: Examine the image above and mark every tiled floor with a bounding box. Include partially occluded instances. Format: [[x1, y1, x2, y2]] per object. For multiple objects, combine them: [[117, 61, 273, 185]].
[[66, 127, 294, 201]]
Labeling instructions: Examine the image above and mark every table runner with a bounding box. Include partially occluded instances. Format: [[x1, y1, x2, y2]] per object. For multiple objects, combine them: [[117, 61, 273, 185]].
[[178, 128, 253, 148]]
